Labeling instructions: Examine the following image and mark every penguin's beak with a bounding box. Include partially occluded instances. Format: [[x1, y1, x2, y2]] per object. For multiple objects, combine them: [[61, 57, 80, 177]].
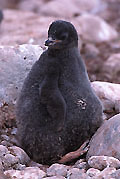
[[45, 37, 62, 46]]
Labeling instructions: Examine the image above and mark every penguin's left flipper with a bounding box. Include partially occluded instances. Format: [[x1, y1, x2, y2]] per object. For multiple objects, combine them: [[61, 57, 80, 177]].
[[39, 64, 66, 131]]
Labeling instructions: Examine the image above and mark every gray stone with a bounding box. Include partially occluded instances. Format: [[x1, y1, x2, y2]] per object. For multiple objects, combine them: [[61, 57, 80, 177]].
[[0, 44, 42, 105], [73, 159, 88, 170], [4, 167, 46, 179], [92, 81, 120, 118], [94, 167, 116, 179], [87, 114, 120, 160], [86, 168, 100, 177], [47, 163, 70, 177], [0, 145, 30, 170], [0, 145, 9, 157], [88, 156, 120, 170], [44, 177, 65, 179], [8, 146, 30, 165], [67, 168, 88, 179], [0, 44, 43, 129], [4, 154, 18, 167], [76, 14, 118, 43]]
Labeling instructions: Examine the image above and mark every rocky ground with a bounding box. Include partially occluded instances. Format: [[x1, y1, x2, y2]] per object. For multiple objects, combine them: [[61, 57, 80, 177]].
[[0, 0, 120, 178]]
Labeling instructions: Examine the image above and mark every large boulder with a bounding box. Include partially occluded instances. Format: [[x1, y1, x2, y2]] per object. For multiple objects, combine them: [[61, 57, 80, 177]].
[[0, 44, 43, 104], [0, 44, 43, 129], [87, 114, 120, 160], [91, 81, 120, 118], [76, 14, 118, 43], [88, 156, 120, 170]]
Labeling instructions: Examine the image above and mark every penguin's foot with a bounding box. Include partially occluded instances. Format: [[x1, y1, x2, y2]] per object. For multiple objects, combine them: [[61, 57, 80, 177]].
[[58, 140, 89, 164]]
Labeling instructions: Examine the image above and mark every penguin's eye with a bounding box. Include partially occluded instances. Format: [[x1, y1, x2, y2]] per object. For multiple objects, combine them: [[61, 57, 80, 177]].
[[60, 33, 68, 40]]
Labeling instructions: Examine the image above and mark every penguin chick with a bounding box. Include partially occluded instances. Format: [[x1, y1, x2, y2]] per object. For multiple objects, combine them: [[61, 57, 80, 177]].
[[16, 20, 103, 165]]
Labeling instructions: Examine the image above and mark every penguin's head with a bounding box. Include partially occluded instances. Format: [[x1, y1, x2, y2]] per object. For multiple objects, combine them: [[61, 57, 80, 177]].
[[45, 20, 78, 49]]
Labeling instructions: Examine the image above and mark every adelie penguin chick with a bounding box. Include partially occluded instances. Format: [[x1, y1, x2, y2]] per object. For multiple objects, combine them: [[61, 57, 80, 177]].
[[16, 20, 103, 165]]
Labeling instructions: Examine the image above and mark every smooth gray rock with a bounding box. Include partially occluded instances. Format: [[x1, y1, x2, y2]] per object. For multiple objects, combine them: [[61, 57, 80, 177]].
[[47, 164, 70, 177], [76, 14, 118, 43], [8, 146, 30, 165], [0, 44, 43, 105], [93, 167, 116, 179], [91, 81, 120, 119], [4, 167, 46, 179], [88, 156, 120, 170], [87, 114, 120, 160], [86, 168, 100, 177]]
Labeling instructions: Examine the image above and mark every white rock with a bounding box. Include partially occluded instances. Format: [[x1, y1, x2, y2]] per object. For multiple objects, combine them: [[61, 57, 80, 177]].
[[9, 146, 30, 165], [47, 163, 70, 177], [4, 154, 18, 167], [4, 167, 46, 179], [87, 114, 120, 161], [88, 156, 120, 170], [87, 168, 100, 177], [44, 176, 65, 179], [0, 145, 9, 157], [0, 44, 43, 105], [67, 168, 88, 179], [94, 167, 116, 179], [92, 81, 120, 102], [76, 14, 118, 43], [92, 81, 120, 114]]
